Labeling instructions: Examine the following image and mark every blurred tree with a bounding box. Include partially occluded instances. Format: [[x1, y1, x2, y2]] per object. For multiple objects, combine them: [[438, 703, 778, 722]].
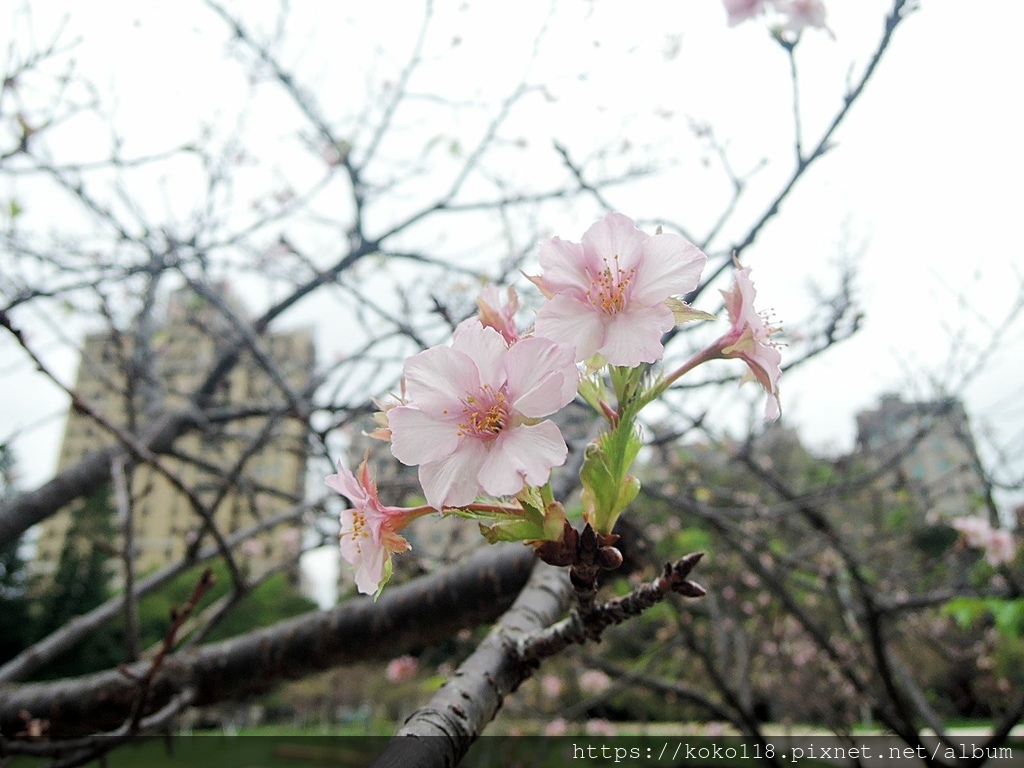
[[29, 486, 122, 679], [0, 444, 32, 665], [0, 2, 1021, 767]]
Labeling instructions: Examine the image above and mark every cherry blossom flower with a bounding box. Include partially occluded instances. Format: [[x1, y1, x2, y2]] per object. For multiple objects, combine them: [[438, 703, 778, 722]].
[[951, 516, 991, 548], [723, 0, 770, 26], [531, 212, 707, 368], [952, 516, 1017, 567], [986, 529, 1017, 566], [456, 285, 521, 345], [540, 674, 565, 700], [365, 384, 408, 442], [578, 669, 612, 695], [281, 527, 301, 554], [325, 458, 418, 596], [710, 262, 782, 420], [585, 719, 616, 736], [387, 323, 578, 509], [723, 0, 833, 38], [242, 538, 263, 558], [544, 718, 568, 736], [776, 0, 832, 36], [385, 655, 419, 682]]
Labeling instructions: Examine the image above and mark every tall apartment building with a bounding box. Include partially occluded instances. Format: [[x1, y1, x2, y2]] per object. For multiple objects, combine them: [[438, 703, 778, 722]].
[[32, 286, 314, 591], [855, 393, 991, 523]]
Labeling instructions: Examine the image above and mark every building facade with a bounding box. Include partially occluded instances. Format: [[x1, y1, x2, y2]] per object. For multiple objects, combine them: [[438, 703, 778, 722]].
[[855, 394, 992, 524], [32, 287, 314, 592]]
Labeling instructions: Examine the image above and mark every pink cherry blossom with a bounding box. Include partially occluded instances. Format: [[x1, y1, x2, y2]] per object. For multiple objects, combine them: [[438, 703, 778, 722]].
[[776, 0, 832, 36], [387, 323, 579, 509], [544, 718, 568, 736], [242, 538, 263, 558], [280, 527, 301, 553], [385, 655, 419, 682], [540, 674, 565, 700], [986, 529, 1017, 567], [531, 213, 707, 367], [585, 719, 616, 736], [578, 669, 612, 695], [712, 262, 782, 420], [325, 458, 415, 596], [456, 285, 521, 345], [952, 516, 1017, 567], [951, 516, 991, 548], [723, 0, 770, 26]]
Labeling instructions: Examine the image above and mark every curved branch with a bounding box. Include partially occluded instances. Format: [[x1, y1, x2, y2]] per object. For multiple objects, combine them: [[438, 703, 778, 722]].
[[0, 502, 317, 683], [371, 561, 570, 768], [689, 0, 915, 302], [373, 551, 705, 767], [0, 543, 536, 738]]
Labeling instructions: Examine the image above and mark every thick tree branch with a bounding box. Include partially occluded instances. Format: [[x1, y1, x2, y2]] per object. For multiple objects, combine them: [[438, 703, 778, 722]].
[[372, 560, 570, 768], [373, 551, 704, 767], [0, 543, 536, 739]]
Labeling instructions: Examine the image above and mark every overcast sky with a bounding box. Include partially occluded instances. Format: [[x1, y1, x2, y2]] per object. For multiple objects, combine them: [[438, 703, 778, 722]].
[[3, 0, 1023, 516]]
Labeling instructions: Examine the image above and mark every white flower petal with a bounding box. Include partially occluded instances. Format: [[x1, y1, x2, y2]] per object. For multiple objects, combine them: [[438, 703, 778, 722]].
[[581, 212, 648, 273], [505, 337, 578, 417], [388, 406, 460, 466], [403, 345, 478, 415], [535, 295, 605, 362], [630, 233, 707, 305], [452, 322, 508, 391], [600, 304, 674, 367], [324, 461, 369, 507], [478, 422, 567, 497], [537, 236, 589, 295], [419, 440, 488, 509]]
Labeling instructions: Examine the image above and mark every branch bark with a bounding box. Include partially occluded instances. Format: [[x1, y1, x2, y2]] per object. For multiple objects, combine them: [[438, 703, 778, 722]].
[[371, 560, 570, 768], [0, 543, 535, 739]]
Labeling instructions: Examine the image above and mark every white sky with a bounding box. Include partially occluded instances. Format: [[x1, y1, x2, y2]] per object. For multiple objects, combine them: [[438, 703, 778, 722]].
[[3, 0, 1023, 522]]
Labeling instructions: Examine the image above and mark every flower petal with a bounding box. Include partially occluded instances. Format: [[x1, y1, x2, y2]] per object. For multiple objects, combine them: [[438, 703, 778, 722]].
[[580, 212, 648, 273], [402, 345, 478, 415], [535, 294, 605, 362], [351, 538, 388, 595], [388, 406, 460, 466], [418, 439, 489, 509], [537, 236, 589, 296], [630, 233, 707, 305], [505, 337, 579, 417], [324, 461, 369, 507], [478, 421, 568, 497], [715, 263, 783, 420], [452, 322, 508, 391], [600, 304, 674, 367]]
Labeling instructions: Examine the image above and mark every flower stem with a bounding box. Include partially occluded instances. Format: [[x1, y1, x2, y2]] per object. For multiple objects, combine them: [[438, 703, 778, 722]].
[[437, 502, 525, 518], [648, 344, 720, 401]]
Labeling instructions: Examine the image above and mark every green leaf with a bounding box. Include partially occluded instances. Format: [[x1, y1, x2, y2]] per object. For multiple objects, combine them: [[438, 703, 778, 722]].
[[665, 296, 715, 325], [479, 518, 545, 544], [988, 598, 1024, 638], [941, 599, 977, 630], [373, 558, 394, 601], [515, 486, 546, 521], [579, 426, 643, 534], [578, 373, 610, 416], [943, 597, 1024, 638]]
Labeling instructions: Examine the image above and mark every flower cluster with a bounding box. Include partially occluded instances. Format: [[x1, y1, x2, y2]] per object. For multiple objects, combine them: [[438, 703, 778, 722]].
[[325, 212, 784, 595], [952, 516, 1017, 567], [723, 0, 832, 38]]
